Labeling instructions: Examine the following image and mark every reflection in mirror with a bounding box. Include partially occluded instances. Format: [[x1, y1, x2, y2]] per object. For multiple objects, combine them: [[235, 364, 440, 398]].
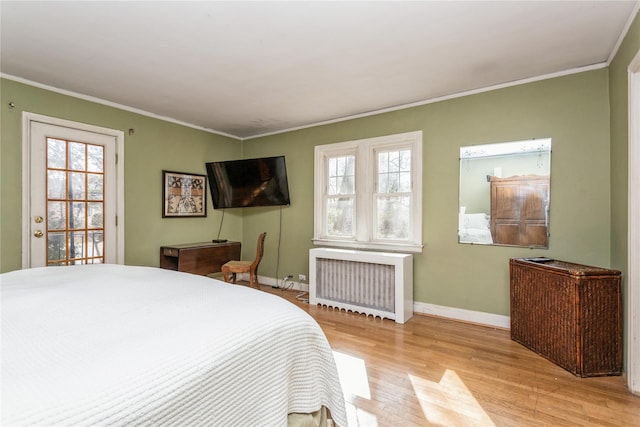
[[459, 138, 551, 248]]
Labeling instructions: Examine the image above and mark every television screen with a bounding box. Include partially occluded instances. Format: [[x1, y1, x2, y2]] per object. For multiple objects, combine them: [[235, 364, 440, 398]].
[[205, 156, 291, 209]]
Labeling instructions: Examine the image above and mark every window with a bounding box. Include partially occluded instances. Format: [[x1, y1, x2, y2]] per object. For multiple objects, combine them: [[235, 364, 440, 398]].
[[47, 138, 106, 265], [326, 154, 355, 237], [314, 131, 423, 252]]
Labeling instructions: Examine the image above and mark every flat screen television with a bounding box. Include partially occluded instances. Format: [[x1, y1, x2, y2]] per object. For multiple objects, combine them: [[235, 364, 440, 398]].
[[205, 156, 291, 209]]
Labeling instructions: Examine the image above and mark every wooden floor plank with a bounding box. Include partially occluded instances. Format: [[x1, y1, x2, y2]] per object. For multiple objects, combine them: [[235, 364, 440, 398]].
[[257, 285, 639, 426]]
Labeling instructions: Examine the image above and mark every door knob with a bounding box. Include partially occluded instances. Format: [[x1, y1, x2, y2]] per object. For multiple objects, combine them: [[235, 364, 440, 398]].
[[33, 230, 44, 238], [34, 216, 44, 223]]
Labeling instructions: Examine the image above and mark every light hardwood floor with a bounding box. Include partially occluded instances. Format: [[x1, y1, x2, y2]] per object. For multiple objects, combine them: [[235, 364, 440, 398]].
[[259, 285, 639, 427]]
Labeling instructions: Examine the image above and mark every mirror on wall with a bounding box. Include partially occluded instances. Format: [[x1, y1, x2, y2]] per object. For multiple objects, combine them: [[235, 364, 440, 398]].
[[458, 138, 552, 248]]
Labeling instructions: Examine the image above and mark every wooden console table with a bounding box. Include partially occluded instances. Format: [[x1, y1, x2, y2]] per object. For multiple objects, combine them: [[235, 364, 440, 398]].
[[160, 241, 241, 276]]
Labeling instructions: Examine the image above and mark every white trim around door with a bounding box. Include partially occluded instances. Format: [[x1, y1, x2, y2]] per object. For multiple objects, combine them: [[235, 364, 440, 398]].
[[628, 49, 640, 395]]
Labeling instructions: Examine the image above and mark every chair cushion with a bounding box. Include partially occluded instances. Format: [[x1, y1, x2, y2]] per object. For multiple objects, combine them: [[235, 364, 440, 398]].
[[222, 260, 253, 273], [223, 260, 252, 267]]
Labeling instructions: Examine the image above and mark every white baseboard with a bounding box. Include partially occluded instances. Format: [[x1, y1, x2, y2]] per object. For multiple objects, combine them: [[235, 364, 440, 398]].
[[413, 301, 510, 329], [253, 275, 508, 329]]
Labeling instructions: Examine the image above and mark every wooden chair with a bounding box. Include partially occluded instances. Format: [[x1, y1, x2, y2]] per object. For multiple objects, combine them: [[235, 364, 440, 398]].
[[221, 232, 266, 289]]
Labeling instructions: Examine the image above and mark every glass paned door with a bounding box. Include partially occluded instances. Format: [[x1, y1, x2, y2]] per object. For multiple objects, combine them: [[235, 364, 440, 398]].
[[46, 138, 105, 265], [26, 118, 119, 268]]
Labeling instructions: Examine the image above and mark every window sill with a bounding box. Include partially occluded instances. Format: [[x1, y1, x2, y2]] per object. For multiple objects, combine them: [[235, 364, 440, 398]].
[[312, 239, 423, 254]]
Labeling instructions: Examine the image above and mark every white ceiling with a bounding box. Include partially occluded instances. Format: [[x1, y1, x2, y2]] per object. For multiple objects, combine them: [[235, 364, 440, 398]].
[[1, 1, 638, 139]]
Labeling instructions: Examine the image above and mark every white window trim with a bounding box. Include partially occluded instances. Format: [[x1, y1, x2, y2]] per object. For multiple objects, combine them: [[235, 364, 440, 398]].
[[313, 131, 423, 253]]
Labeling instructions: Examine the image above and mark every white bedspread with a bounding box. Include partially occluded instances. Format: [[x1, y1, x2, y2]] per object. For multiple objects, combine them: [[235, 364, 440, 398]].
[[1, 265, 346, 426], [458, 213, 493, 245]]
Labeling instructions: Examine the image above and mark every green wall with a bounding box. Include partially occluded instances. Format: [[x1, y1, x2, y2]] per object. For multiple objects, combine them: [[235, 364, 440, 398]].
[[0, 78, 243, 272], [244, 69, 612, 316]]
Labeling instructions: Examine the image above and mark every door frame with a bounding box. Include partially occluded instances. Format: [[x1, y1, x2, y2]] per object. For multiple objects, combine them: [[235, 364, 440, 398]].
[[21, 112, 125, 267], [628, 49, 640, 394]]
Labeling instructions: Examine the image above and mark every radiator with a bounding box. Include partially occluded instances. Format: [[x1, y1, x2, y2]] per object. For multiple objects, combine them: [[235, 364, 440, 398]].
[[309, 248, 413, 323]]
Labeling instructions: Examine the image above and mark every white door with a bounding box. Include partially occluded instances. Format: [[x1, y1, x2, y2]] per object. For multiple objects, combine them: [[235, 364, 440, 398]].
[[23, 114, 124, 267]]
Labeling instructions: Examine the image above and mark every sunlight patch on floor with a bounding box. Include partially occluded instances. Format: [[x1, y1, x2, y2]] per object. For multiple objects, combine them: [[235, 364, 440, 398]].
[[333, 351, 371, 400], [333, 351, 377, 426], [409, 369, 495, 427], [344, 402, 378, 427]]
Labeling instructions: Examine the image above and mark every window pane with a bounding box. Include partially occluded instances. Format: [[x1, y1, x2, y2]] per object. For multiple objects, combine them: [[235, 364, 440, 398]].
[[69, 202, 86, 229], [327, 197, 354, 236], [68, 231, 86, 260], [341, 175, 354, 193], [388, 151, 400, 172], [399, 149, 411, 171], [328, 155, 355, 195], [47, 170, 66, 199], [47, 139, 66, 169], [47, 232, 66, 262], [87, 173, 103, 200], [346, 156, 354, 175], [87, 145, 104, 172], [68, 172, 86, 199], [334, 156, 355, 176], [328, 176, 338, 194], [378, 151, 388, 173], [399, 171, 411, 192], [68, 142, 86, 171], [329, 175, 355, 195], [377, 149, 412, 194], [376, 196, 410, 240], [47, 201, 66, 230], [378, 174, 389, 193], [88, 202, 103, 228], [87, 231, 103, 257], [389, 174, 399, 192], [336, 157, 346, 175]]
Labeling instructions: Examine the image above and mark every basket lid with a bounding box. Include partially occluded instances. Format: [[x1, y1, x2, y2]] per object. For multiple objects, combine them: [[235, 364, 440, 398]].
[[511, 258, 622, 276]]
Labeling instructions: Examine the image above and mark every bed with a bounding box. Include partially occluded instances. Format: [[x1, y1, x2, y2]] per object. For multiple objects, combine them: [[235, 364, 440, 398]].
[[1, 264, 347, 426], [458, 212, 493, 244]]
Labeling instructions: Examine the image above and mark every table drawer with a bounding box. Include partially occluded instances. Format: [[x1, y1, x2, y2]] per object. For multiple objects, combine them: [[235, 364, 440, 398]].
[[163, 248, 179, 257]]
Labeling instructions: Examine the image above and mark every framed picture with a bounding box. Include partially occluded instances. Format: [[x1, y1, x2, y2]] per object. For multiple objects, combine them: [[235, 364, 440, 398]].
[[162, 170, 207, 218]]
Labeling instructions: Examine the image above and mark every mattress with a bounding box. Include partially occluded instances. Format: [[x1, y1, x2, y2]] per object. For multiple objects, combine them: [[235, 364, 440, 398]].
[[1, 264, 346, 426]]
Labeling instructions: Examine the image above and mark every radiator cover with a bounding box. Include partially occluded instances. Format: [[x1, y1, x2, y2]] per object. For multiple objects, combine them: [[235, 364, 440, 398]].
[[309, 248, 413, 323]]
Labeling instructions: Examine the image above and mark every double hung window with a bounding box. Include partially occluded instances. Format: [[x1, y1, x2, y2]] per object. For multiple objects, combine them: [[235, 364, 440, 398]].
[[314, 131, 423, 252]]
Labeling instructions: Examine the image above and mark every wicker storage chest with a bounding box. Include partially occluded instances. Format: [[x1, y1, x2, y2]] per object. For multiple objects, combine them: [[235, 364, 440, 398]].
[[509, 258, 622, 377]]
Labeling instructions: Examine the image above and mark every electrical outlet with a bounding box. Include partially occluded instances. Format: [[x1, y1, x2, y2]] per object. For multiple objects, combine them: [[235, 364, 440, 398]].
[[298, 274, 306, 281]]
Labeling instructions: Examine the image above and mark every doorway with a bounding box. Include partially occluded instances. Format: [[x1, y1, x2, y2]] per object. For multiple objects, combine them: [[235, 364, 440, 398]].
[[22, 113, 125, 267]]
